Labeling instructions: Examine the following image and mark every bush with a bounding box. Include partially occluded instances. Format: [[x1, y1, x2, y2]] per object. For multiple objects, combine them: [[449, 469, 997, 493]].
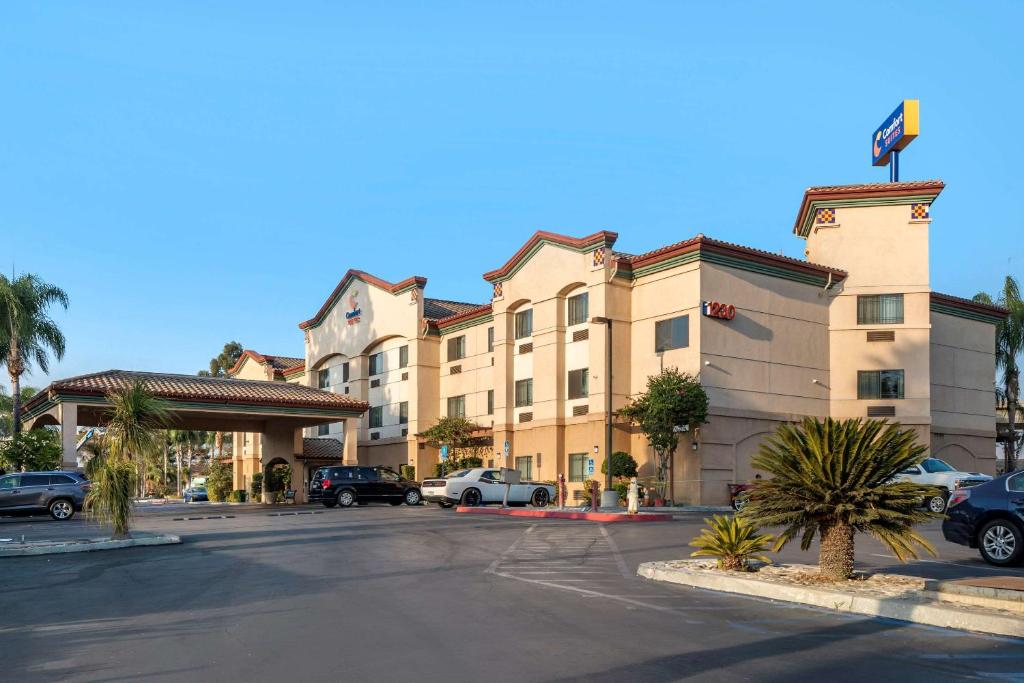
[[250, 473, 263, 497], [578, 479, 599, 506], [433, 456, 484, 477], [206, 462, 232, 502], [613, 480, 645, 503], [0, 429, 62, 472], [400, 465, 416, 481], [226, 489, 247, 503], [689, 515, 774, 571], [601, 451, 639, 480]]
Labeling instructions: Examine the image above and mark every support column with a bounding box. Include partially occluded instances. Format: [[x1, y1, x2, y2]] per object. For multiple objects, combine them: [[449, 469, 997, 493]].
[[343, 417, 359, 465], [59, 402, 79, 470]]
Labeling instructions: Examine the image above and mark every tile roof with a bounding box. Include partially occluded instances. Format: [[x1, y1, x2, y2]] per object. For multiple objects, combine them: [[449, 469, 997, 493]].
[[299, 269, 428, 330], [423, 298, 486, 322], [483, 230, 618, 283], [803, 180, 945, 194], [931, 291, 1009, 320], [23, 370, 368, 413], [228, 350, 304, 377], [793, 180, 944, 235], [300, 437, 344, 460]]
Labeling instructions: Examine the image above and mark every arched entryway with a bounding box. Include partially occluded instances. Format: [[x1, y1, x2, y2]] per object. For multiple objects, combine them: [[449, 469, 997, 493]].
[[263, 457, 293, 503]]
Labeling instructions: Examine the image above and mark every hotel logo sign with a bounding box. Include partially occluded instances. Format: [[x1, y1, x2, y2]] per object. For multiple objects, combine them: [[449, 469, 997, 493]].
[[702, 301, 736, 321], [872, 100, 919, 166], [345, 289, 362, 325]]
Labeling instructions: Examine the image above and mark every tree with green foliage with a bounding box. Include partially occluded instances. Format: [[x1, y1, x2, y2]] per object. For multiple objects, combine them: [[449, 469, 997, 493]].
[[975, 277, 1024, 471], [197, 341, 244, 460], [741, 417, 939, 581], [0, 273, 68, 434], [421, 416, 491, 474], [0, 428, 61, 472], [0, 385, 38, 438], [600, 451, 638, 480], [206, 461, 233, 501], [618, 368, 708, 503]]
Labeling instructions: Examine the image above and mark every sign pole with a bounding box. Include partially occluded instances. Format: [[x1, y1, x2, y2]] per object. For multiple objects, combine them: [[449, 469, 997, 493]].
[[890, 150, 899, 182]]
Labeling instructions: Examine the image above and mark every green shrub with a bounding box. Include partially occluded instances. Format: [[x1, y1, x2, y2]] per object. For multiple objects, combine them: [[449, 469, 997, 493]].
[[250, 473, 263, 497], [0, 429, 62, 472], [578, 479, 599, 505], [433, 456, 484, 477], [690, 515, 774, 571], [400, 465, 416, 481], [206, 462, 233, 502], [226, 489, 247, 503], [613, 480, 645, 503], [601, 451, 639, 479]]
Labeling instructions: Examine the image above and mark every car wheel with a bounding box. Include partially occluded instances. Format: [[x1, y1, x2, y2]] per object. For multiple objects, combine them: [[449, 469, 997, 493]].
[[49, 499, 75, 521], [337, 489, 356, 508], [927, 492, 949, 514], [978, 519, 1024, 566], [322, 500, 337, 508], [437, 502, 454, 509], [461, 488, 482, 507], [531, 488, 550, 508], [404, 489, 422, 506]]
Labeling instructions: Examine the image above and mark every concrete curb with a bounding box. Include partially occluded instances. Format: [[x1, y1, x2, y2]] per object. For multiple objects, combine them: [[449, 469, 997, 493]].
[[0, 534, 181, 557], [456, 507, 674, 522], [638, 561, 1024, 638]]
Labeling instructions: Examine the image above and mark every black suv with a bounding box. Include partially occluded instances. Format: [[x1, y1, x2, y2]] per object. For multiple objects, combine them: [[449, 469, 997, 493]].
[[0, 471, 91, 520], [309, 466, 421, 508]]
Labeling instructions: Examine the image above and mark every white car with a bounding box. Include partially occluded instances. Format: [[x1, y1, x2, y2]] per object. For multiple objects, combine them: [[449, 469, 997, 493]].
[[421, 468, 556, 509], [897, 458, 992, 513]]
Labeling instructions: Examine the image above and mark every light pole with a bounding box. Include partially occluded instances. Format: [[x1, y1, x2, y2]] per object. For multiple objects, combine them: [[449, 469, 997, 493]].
[[591, 316, 618, 510]]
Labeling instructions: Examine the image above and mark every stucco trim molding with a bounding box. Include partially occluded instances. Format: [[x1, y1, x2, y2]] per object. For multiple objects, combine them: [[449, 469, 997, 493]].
[[793, 180, 945, 237], [299, 270, 428, 330], [930, 292, 1008, 325], [482, 230, 618, 284]]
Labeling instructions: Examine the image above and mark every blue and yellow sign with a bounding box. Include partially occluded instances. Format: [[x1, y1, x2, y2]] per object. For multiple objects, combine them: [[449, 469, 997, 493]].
[[871, 100, 919, 166]]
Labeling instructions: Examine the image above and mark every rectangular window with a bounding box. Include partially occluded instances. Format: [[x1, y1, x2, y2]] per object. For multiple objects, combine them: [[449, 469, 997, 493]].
[[516, 456, 533, 480], [567, 292, 589, 326], [447, 395, 466, 418], [487, 327, 494, 353], [568, 368, 589, 400], [447, 335, 466, 362], [857, 370, 905, 399], [515, 379, 533, 407], [317, 424, 330, 436], [399, 345, 409, 368], [655, 315, 689, 352], [369, 352, 384, 376], [487, 389, 494, 414], [569, 453, 588, 482], [342, 362, 350, 383], [857, 294, 904, 325], [399, 401, 409, 424], [318, 368, 330, 389], [515, 309, 533, 339], [369, 406, 383, 428]]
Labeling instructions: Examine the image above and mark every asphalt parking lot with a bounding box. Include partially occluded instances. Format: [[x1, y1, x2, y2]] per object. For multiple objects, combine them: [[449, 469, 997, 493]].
[[4, 504, 1024, 682]]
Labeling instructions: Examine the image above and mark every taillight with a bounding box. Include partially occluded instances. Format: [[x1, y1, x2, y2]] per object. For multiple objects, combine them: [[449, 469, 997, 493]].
[[80, 483, 91, 492], [948, 489, 970, 508], [322, 480, 332, 489]]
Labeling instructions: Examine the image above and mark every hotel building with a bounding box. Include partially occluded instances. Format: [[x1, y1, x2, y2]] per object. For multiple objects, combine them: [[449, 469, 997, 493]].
[[230, 180, 1005, 505]]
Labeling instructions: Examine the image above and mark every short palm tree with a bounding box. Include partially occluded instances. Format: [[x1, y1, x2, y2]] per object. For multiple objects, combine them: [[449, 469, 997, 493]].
[[86, 381, 169, 538], [0, 273, 69, 434], [741, 417, 938, 580], [690, 515, 774, 571]]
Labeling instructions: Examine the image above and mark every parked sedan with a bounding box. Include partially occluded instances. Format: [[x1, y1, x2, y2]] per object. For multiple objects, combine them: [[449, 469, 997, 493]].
[[943, 470, 1024, 566], [183, 486, 208, 503], [309, 465, 422, 508], [421, 468, 555, 508], [0, 471, 90, 520]]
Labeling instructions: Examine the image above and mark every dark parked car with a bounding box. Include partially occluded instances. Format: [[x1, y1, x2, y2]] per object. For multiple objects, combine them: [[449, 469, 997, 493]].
[[183, 487, 208, 503], [0, 471, 90, 520], [309, 466, 421, 508], [943, 470, 1024, 566]]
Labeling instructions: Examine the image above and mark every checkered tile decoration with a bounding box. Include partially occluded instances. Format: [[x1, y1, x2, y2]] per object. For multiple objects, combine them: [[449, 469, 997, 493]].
[[592, 247, 606, 267], [814, 207, 836, 224], [911, 203, 930, 220], [492, 282, 503, 299]]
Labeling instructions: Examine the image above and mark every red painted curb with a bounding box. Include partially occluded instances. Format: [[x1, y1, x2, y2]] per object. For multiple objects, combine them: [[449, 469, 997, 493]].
[[455, 507, 674, 522]]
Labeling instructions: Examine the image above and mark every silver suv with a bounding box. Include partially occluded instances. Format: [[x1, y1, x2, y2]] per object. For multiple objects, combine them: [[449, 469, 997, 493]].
[[0, 471, 91, 520]]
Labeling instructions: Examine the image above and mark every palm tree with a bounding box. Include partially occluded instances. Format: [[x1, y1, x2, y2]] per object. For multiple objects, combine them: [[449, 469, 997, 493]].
[[0, 385, 38, 438], [975, 277, 1024, 471], [741, 417, 938, 580], [0, 273, 69, 434], [86, 381, 169, 537]]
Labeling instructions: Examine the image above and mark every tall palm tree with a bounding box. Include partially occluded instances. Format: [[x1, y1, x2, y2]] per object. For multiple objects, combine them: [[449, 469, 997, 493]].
[[975, 277, 1024, 471], [0, 273, 69, 434], [741, 417, 938, 580], [0, 385, 38, 438]]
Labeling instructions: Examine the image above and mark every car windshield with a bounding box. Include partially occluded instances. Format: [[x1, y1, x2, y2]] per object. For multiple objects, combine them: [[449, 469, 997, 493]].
[[446, 470, 470, 478], [921, 459, 955, 473]]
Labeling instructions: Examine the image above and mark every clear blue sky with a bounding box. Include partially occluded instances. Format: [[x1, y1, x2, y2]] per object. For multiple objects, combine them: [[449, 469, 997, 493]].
[[4, 2, 1021, 386]]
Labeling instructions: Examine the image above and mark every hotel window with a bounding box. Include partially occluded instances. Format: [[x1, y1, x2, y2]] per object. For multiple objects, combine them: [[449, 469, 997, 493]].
[[317, 368, 330, 389], [399, 345, 409, 368], [515, 379, 533, 407], [858, 294, 904, 325], [567, 292, 589, 326], [654, 315, 689, 352], [342, 362, 350, 383], [857, 370, 905, 400], [516, 456, 533, 480], [369, 352, 384, 376], [317, 424, 330, 436], [369, 406, 383, 428], [515, 309, 533, 339], [569, 453, 588, 482], [568, 368, 589, 399], [487, 327, 494, 353], [487, 389, 494, 414], [447, 395, 466, 418], [447, 335, 466, 362], [399, 401, 409, 425]]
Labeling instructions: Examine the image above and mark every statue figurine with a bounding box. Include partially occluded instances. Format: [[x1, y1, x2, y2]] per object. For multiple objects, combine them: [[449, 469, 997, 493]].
[[627, 477, 640, 515]]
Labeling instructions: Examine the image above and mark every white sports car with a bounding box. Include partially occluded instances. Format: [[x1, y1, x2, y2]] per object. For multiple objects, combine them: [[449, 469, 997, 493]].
[[421, 468, 556, 509]]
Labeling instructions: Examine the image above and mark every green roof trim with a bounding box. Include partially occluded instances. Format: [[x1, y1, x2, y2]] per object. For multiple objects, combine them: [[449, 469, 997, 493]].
[[796, 193, 941, 238], [931, 301, 1006, 325]]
